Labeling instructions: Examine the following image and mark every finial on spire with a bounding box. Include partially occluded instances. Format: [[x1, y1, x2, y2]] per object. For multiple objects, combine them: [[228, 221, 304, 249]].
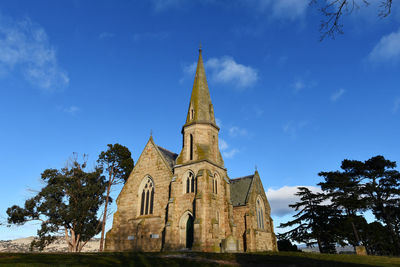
[[199, 42, 202, 53], [255, 165, 258, 172], [150, 129, 153, 137]]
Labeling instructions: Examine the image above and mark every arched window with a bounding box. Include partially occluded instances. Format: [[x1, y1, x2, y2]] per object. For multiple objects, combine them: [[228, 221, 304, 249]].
[[212, 173, 219, 194], [185, 171, 196, 193], [256, 196, 265, 229], [189, 134, 193, 160], [140, 177, 154, 216], [191, 108, 194, 120]]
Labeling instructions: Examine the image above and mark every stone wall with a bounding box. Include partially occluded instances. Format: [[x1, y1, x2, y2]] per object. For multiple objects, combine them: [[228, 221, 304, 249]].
[[176, 123, 223, 167], [165, 160, 231, 252], [232, 205, 248, 252], [105, 139, 277, 253], [246, 172, 277, 252], [105, 138, 172, 251]]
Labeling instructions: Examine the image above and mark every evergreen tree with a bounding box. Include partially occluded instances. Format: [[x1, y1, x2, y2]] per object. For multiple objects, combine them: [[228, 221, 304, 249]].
[[360, 221, 397, 256], [277, 239, 300, 251], [279, 187, 340, 253], [97, 144, 134, 251], [7, 154, 107, 252], [340, 156, 400, 254], [318, 167, 367, 248]]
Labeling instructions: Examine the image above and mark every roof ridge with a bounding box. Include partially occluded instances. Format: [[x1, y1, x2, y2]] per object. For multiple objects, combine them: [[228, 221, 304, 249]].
[[156, 145, 178, 155], [230, 174, 254, 181]]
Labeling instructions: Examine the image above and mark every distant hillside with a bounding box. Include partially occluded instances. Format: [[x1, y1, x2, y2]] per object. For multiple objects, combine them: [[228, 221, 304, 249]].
[[0, 236, 100, 252]]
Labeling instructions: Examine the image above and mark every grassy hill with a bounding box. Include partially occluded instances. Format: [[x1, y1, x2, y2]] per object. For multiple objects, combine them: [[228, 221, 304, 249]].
[[0, 251, 399, 267]]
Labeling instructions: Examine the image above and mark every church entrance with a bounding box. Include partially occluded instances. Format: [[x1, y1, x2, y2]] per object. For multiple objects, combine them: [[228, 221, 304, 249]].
[[179, 211, 194, 249], [186, 215, 194, 249]]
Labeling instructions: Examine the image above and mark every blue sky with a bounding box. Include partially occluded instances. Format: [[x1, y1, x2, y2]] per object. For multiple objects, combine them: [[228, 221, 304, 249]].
[[0, 0, 399, 240]]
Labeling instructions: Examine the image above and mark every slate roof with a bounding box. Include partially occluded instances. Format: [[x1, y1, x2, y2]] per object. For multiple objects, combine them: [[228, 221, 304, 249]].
[[157, 145, 178, 169], [230, 175, 254, 207]]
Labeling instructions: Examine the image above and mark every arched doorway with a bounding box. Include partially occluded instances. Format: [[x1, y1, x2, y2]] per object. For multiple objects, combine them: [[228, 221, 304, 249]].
[[186, 215, 194, 249], [179, 211, 194, 249]]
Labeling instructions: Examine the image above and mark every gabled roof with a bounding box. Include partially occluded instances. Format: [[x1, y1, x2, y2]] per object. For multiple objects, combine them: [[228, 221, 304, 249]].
[[157, 145, 178, 169], [230, 174, 254, 207]]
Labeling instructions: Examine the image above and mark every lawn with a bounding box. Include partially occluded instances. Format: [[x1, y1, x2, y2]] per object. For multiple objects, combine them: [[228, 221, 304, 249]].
[[0, 251, 399, 267]]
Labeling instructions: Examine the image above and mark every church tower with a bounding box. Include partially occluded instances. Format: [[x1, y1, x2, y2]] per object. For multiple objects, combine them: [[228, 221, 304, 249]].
[[105, 47, 276, 253], [175, 47, 224, 167], [164, 47, 236, 252]]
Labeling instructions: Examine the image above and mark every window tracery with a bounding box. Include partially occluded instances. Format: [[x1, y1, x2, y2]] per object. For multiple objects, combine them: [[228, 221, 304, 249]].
[[256, 196, 265, 229], [140, 177, 154, 216], [185, 171, 196, 193]]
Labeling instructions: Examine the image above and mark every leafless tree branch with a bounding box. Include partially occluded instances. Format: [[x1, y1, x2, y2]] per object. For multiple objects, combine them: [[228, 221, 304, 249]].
[[312, 0, 393, 40]]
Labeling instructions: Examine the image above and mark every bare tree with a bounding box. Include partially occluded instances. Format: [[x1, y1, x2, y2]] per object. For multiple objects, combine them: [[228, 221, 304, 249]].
[[312, 0, 393, 40]]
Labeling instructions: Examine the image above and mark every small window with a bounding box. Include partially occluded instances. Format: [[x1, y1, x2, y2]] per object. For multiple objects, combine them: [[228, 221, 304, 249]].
[[212, 173, 219, 194], [186, 172, 196, 193], [189, 134, 193, 160]]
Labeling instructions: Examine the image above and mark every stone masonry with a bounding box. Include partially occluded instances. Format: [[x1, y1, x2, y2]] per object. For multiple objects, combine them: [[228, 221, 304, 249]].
[[105, 48, 278, 252]]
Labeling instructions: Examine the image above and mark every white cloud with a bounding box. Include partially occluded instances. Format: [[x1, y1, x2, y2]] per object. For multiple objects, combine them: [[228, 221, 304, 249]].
[[219, 137, 239, 159], [182, 56, 258, 89], [219, 138, 229, 151], [215, 118, 223, 128], [269, 0, 309, 20], [290, 77, 317, 93], [63, 106, 80, 115], [368, 28, 400, 63], [0, 14, 69, 92], [247, 0, 309, 20], [267, 185, 322, 217], [282, 120, 308, 138], [206, 57, 258, 88], [331, 88, 346, 102], [99, 32, 114, 40], [229, 126, 248, 137], [393, 97, 400, 113], [150, 0, 309, 20], [183, 62, 197, 75], [223, 149, 239, 159], [292, 80, 305, 92]]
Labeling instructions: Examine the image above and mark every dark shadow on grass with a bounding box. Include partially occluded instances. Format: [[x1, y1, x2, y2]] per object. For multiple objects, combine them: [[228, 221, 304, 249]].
[[0, 252, 398, 267]]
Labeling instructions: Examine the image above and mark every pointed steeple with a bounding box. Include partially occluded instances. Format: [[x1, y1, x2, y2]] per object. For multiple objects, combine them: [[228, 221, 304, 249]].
[[185, 46, 216, 126]]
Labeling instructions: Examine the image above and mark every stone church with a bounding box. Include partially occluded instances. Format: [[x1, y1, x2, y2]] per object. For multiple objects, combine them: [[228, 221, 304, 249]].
[[105, 48, 277, 252]]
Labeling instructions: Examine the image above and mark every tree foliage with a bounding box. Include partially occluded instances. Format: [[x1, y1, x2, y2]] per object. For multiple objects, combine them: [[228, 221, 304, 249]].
[[312, 0, 394, 40], [278, 187, 340, 253], [277, 239, 300, 252], [339, 156, 400, 253], [318, 165, 367, 246], [7, 154, 107, 252], [360, 221, 398, 256], [281, 155, 400, 256], [97, 143, 134, 251]]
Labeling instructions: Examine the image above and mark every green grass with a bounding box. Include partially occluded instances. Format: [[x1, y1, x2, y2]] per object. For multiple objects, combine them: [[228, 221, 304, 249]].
[[0, 251, 399, 267]]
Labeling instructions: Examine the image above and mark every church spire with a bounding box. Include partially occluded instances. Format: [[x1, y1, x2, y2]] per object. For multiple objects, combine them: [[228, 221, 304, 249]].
[[176, 46, 224, 166], [185, 46, 216, 126]]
